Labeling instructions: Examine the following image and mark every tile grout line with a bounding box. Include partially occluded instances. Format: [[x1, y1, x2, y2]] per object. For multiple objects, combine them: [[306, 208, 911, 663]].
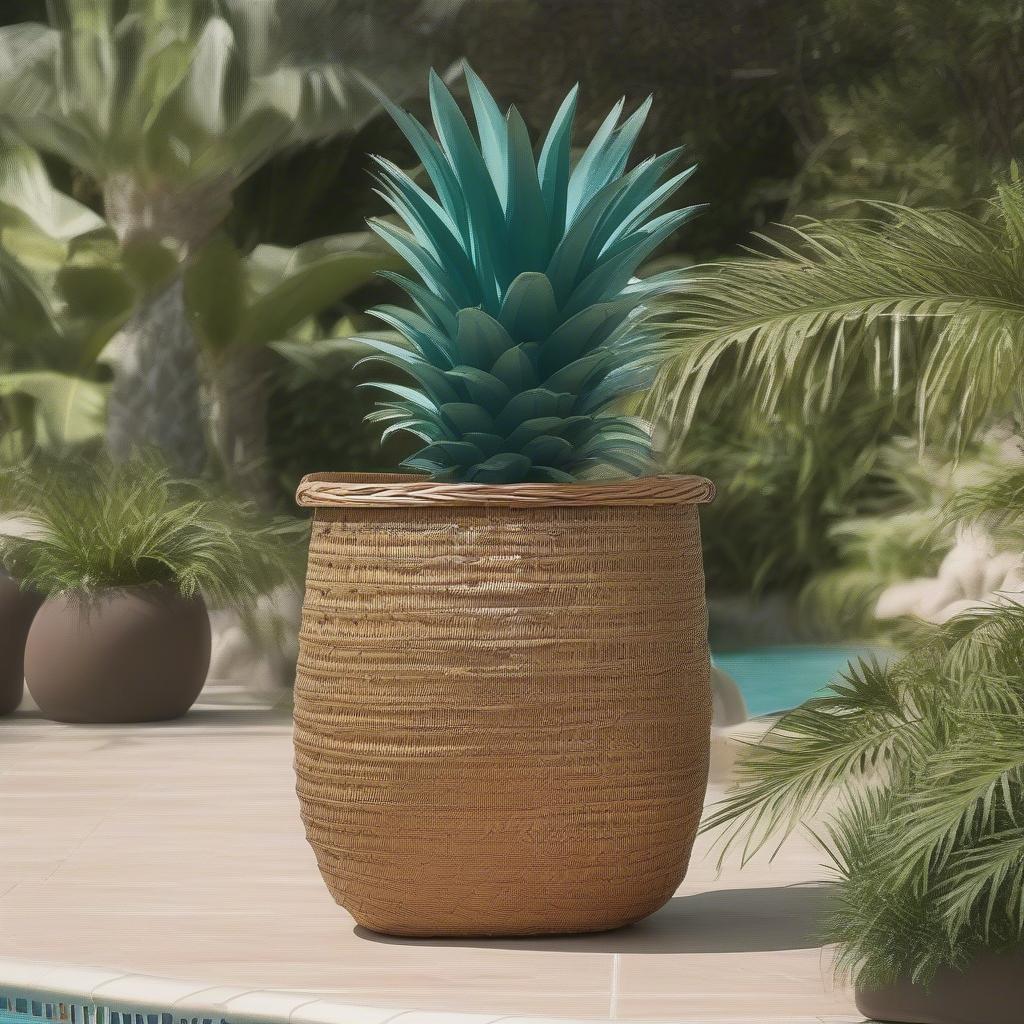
[[608, 952, 620, 1019]]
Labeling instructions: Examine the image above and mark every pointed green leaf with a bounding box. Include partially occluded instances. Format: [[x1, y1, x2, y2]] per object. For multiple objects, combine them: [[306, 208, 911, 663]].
[[499, 272, 558, 342], [358, 351, 460, 405], [370, 304, 456, 368], [455, 307, 514, 369], [565, 97, 624, 223], [542, 351, 609, 394], [519, 434, 573, 465], [439, 402, 495, 434], [496, 388, 572, 434], [362, 380, 439, 414], [446, 365, 511, 410], [466, 451, 532, 483], [539, 299, 634, 375], [465, 64, 509, 208], [490, 344, 538, 392], [369, 218, 471, 309], [379, 271, 458, 337], [504, 106, 548, 272], [537, 84, 578, 244], [416, 440, 486, 467], [463, 431, 503, 457]]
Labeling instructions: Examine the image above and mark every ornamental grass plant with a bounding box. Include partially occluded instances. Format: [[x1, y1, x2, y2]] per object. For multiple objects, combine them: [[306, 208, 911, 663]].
[[0, 455, 304, 608]]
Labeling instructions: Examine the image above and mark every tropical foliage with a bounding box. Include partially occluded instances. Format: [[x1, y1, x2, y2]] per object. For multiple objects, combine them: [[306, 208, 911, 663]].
[[795, 0, 1024, 216], [649, 183, 1024, 452], [359, 68, 698, 483], [0, 142, 134, 457], [185, 229, 399, 502], [0, 0, 441, 475], [0, 455, 304, 608], [677, 178, 1024, 988], [799, 436, 1022, 633], [664, 396, 904, 598], [703, 475, 1024, 988]]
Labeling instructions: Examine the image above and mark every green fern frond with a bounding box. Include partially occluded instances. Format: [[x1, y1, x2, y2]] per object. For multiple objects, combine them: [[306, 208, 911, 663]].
[[702, 657, 921, 866], [647, 186, 1024, 449], [708, 591, 1024, 989], [942, 464, 1024, 532], [0, 454, 304, 608], [940, 829, 1024, 938], [360, 68, 698, 483], [938, 603, 1024, 689], [891, 714, 1024, 885]]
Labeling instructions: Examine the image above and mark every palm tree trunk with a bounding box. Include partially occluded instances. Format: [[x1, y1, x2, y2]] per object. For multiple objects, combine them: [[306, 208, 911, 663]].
[[103, 174, 231, 475], [105, 276, 207, 476], [210, 346, 277, 509]]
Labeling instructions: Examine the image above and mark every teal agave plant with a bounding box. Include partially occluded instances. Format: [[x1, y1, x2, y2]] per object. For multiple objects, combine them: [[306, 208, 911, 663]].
[[359, 69, 699, 484]]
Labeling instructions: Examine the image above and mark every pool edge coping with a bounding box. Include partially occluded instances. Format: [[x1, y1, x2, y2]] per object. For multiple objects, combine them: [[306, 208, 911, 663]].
[[0, 956, 862, 1024]]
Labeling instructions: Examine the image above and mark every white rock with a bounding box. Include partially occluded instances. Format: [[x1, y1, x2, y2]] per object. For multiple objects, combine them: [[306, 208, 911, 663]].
[[710, 665, 748, 727], [876, 577, 955, 621], [875, 528, 1024, 625], [935, 529, 996, 597], [982, 552, 1024, 594]]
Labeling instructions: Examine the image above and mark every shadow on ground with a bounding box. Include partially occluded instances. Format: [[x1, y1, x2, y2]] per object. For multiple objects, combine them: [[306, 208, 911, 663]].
[[3, 701, 291, 736], [356, 882, 833, 954]]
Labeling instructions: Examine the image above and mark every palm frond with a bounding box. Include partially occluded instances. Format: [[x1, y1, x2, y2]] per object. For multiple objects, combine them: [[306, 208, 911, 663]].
[[942, 464, 1024, 532], [714, 585, 1024, 989], [647, 188, 1024, 449], [891, 713, 1024, 884], [702, 658, 920, 865], [940, 829, 1024, 938]]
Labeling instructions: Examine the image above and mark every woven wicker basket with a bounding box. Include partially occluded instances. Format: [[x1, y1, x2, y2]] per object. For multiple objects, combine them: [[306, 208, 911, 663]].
[[293, 472, 715, 937]]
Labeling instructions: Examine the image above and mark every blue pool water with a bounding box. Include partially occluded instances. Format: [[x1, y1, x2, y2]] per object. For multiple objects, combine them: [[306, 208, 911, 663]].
[[0, 999, 227, 1024], [712, 645, 883, 718]]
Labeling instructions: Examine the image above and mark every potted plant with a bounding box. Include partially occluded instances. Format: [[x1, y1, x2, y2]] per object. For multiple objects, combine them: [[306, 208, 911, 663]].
[[701, 467, 1024, 1024], [292, 69, 714, 938], [1, 456, 301, 723], [0, 563, 42, 715], [1, 467, 44, 715]]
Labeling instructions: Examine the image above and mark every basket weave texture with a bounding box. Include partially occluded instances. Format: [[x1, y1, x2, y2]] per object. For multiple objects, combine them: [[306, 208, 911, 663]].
[[293, 473, 714, 937]]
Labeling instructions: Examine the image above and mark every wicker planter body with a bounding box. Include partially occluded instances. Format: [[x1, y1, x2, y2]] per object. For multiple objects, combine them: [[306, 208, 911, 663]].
[[293, 473, 714, 938]]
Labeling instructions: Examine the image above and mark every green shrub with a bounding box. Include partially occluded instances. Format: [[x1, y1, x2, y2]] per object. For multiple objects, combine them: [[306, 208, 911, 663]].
[[704, 466, 1024, 989], [0, 456, 304, 607]]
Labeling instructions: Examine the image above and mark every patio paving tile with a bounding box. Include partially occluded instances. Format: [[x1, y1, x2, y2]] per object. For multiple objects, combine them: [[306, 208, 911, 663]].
[[0, 690, 858, 1022]]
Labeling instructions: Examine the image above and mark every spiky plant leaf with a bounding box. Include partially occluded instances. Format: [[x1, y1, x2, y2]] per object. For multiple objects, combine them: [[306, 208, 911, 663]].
[[362, 69, 698, 483]]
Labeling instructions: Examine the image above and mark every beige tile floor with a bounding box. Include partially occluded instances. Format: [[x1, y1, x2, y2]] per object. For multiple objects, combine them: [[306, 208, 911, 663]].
[[0, 686, 860, 1023]]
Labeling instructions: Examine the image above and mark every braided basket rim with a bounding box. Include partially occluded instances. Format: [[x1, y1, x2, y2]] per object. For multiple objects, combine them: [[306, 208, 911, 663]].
[[295, 472, 715, 509]]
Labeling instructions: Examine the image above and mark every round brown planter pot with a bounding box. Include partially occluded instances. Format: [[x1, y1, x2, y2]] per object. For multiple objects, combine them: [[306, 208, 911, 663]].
[[855, 949, 1024, 1024], [25, 583, 211, 724], [0, 570, 44, 715], [293, 472, 715, 938]]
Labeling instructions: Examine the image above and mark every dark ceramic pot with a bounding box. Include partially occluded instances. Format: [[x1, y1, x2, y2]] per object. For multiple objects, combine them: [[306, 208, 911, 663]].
[[856, 949, 1024, 1024], [25, 583, 211, 723], [0, 570, 43, 715]]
